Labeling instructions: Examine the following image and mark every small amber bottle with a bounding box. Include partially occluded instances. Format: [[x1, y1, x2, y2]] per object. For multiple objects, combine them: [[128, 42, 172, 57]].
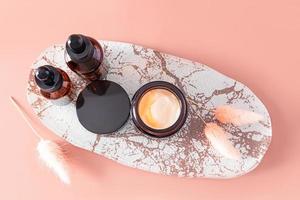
[[65, 34, 104, 81], [34, 65, 71, 101]]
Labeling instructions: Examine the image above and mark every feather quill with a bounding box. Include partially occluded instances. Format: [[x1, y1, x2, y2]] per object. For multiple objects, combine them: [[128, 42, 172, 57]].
[[204, 123, 241, 160], [10, 96, 70, 184], [214, 105, 263, 126]]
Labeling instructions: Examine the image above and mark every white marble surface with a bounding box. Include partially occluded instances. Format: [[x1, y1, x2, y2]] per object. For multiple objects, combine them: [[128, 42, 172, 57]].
[[27, 41, 272, 178]]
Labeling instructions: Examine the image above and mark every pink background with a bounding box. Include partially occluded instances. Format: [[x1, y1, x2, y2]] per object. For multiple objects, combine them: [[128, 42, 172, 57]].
[[0, 0, 299, 199]]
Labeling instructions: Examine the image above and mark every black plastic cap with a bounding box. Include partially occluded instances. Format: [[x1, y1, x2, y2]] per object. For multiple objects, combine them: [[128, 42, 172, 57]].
[[76, 80, 130, 134], [34, 65, 63, 92], [36, 66, 54, 82], [67, 34, 86, 54], [65, 34, 94, 63]]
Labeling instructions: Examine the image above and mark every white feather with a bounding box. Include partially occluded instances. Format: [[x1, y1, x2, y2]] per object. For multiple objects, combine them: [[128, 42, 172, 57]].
[[37, 140, 70, 184]]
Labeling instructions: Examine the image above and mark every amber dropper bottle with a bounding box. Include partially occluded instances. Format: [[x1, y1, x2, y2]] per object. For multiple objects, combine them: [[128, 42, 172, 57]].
[[34, 65, 71, 101], [64, 34, 104, 81]]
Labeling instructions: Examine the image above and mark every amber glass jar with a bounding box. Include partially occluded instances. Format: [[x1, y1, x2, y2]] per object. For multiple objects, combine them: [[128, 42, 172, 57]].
[[131, 81, 187, 137]]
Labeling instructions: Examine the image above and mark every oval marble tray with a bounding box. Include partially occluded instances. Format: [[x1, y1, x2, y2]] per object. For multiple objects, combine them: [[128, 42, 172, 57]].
[[27, 40, 272, 178]]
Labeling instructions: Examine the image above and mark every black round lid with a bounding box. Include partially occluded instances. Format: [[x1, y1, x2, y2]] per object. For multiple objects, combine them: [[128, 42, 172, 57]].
[[76, 80, 131, 134], [66, 34, 94, 63], [34, 65, 63, 93]]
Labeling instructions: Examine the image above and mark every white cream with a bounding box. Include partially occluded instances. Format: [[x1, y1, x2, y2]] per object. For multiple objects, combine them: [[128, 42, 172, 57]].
[[138, 89, 181, 129]]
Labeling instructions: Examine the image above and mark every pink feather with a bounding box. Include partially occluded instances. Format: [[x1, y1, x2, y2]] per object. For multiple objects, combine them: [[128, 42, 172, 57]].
[[204, 123, 241, 160], [214, 105, 263, 126]]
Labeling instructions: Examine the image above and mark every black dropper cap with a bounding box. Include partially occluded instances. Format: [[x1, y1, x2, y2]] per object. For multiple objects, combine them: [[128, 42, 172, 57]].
[[34, 65, 63, 93], [67, 34, 86, 53], [66, 34, 94, 63]]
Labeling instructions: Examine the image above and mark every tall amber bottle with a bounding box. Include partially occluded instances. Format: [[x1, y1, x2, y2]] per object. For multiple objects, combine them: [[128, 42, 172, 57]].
[[65, 34, 104, 81]]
